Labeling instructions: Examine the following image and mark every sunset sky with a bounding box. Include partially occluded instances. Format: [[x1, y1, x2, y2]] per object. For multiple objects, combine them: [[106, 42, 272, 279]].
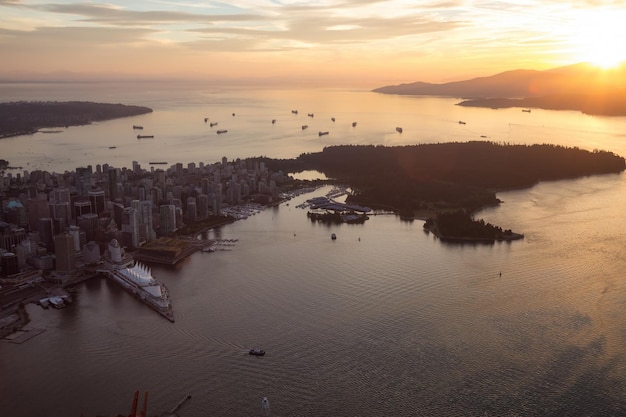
[[1, 0, 626, 86]]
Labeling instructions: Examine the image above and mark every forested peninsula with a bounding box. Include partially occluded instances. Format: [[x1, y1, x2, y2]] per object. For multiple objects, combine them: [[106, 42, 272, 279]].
[[264, 142, 625, 242], [0, 101, 152, 138]]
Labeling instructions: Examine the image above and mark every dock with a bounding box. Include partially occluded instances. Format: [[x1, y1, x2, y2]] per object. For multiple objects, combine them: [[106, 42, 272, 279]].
[[98, 264, 175, 322], [168, 393, 192, 415]]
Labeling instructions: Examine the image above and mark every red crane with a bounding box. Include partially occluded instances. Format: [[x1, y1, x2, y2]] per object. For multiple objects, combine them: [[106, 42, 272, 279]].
[[128, 390, 148, 417]]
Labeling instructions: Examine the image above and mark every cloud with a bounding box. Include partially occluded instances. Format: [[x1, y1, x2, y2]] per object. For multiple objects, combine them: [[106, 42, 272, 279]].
[[2, 0, 624, 83]]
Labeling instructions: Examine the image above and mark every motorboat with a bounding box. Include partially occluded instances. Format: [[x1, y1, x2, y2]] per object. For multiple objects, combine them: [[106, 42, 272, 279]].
[[318, 131, 329, 136], [216, 129, 228, 134], [331, 233, 337, 240], [302, 125, 308, 130], [352, 122, 357, 127], [396, 127, 403, 133], [249, 348, 265, 356]]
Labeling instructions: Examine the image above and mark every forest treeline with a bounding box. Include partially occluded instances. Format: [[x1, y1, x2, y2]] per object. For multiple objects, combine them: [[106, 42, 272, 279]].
[[0, 101, 153, 137], [262, 141, 625, 215]]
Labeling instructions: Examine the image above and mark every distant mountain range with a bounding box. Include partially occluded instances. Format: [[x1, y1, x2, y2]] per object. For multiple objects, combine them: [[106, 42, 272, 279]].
[[373, 63, 626, 116]]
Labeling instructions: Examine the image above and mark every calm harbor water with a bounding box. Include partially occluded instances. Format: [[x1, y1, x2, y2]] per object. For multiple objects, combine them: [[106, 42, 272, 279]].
[[1, 83, 626, 416]]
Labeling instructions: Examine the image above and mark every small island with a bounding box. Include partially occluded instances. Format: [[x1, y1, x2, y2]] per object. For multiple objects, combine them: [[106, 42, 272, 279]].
[[0, 101, 153, 138], [423, 211, 524, 243]]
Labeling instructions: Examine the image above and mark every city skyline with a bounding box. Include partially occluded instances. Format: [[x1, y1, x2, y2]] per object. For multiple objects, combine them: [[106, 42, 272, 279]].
[[2, 1, 626, 87]]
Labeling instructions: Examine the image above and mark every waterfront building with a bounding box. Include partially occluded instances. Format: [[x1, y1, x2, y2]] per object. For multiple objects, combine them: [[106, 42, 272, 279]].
[[75, 166, 93, 196], [5, 199, 27, 227], [88, 189, 106, 216], [197, 194, 209, 220], [154, 169, 166, 185], [1, 252, 19, 276], [51, 201, 70, 229], [201, 178, 210, 195], [82, 241, 101, 264], [159, 205, 177, 235], [53, 188, 71, 204], [69, 226, 87, 252], [77, 213, 99, 243], [0, 223, 27, 252], [150, 187, 162, 207], [27, 197, 49, 231], [14, 239, 35, 267], [38, 218, 55, 251], [54, 233, 76, 273], [73, 200, 92, 219], [30, 254, 54, 270], [132, 200, 156, 242], [186, 198, 197, 222], [121, 207, 140, 249], [108, 168, 118, 202], [107, 239, 123, 263], [138, 185, 146, 202]]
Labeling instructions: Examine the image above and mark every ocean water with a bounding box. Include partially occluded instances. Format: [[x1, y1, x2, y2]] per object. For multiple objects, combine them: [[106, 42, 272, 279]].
[[1, 83, 626, 416]]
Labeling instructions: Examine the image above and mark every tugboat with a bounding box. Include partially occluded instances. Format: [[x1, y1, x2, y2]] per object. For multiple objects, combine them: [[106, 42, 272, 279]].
[[249, 348, 265, 356]]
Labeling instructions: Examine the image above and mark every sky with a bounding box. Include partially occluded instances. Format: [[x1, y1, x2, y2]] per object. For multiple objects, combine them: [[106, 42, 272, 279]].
[[1, 0, 626, 87]]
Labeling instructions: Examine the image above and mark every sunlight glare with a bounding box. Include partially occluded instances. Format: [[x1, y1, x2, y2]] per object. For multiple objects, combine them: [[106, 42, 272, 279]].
[[571, 9, 626, 69]]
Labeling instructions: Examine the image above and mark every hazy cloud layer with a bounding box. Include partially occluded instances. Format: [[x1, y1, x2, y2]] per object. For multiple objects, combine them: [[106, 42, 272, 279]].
[[1, 0, 625, 85]]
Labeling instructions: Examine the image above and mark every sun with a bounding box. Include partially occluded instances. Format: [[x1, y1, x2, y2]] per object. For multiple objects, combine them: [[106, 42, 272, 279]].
[[569, 8, 626, 69]]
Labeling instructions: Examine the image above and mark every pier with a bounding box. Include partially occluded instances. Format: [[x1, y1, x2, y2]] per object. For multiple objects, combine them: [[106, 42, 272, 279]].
[[167, 393, 192, 415], [98, 264, 175, 322]]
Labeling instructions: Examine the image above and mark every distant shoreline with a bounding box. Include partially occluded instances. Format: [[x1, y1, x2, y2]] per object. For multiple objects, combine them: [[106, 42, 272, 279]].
[[0, 101, 153, 138]]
